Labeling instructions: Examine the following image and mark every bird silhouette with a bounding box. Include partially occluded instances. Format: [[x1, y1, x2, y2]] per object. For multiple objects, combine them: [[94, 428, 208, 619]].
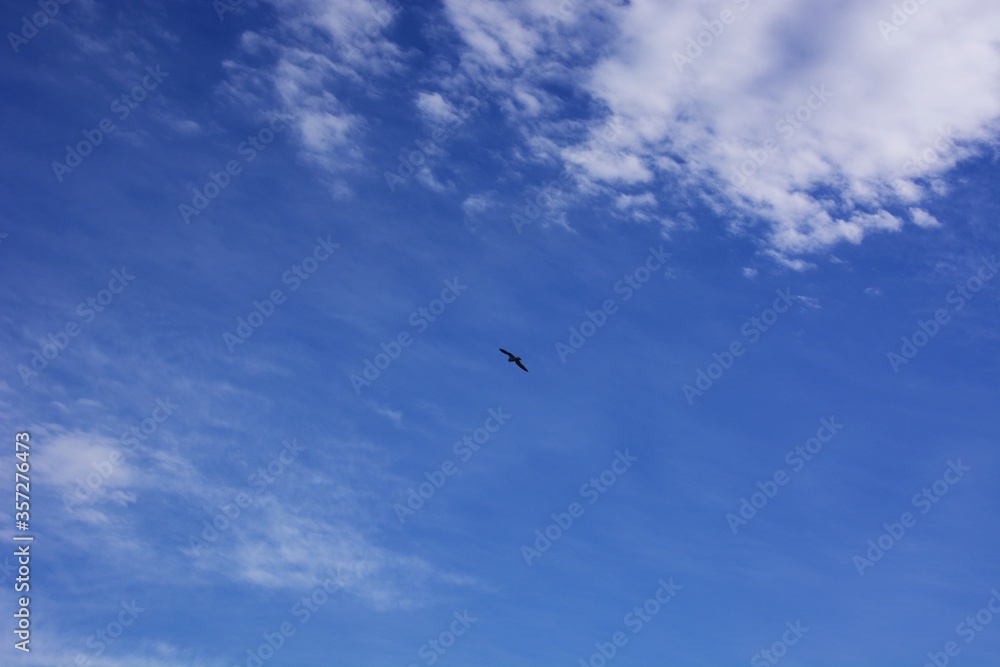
[[499, 348, 528, 372]]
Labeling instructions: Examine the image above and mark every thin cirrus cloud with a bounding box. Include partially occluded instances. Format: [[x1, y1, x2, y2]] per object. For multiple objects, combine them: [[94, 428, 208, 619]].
[[33, 417, 445, 612], [219, 0, 407, 174]]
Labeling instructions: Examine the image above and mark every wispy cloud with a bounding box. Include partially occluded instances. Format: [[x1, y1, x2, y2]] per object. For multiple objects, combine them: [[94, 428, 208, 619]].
[[219, 0, 408, 172]]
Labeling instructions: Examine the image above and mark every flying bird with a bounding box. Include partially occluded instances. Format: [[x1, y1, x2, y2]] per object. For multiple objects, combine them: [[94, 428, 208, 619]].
[[499, 348, 528, 372]]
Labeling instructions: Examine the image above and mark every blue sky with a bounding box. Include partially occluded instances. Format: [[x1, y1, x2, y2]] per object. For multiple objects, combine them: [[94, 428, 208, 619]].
[[1, 0, 1000, 665]]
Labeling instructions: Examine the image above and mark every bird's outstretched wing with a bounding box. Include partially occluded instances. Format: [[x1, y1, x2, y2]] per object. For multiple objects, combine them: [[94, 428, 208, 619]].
[[499, 347, 514, 358], [514, 359, 529, 372]]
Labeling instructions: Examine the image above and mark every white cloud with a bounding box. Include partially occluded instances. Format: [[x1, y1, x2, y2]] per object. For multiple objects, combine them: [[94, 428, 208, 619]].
[[416, 91, 460, 125], [563, 141, 654, 184], [268, 0, 407, 75], [330, 179, 354, 199], [415, 166, 454, 192], [219, 506, 429, 610], [217, 0, 997, 259], [298, 105, 358, 157], [585, 0, 998, 252], [910, 207, 942, 228], [24, 411, 456, 612], [792, 293, 821, 309], [220, 0, 407, 172], [615, 192, 657, 210], [442, 0, 544, 71], [764, 248, 816, 272], [167, 118, 202, 135], [31, 427, 139, 520], [461, 192, 493, 218], [442, 0, 1000, 262], [173, 436, 458, 610], [372, 403, 403, 425]]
